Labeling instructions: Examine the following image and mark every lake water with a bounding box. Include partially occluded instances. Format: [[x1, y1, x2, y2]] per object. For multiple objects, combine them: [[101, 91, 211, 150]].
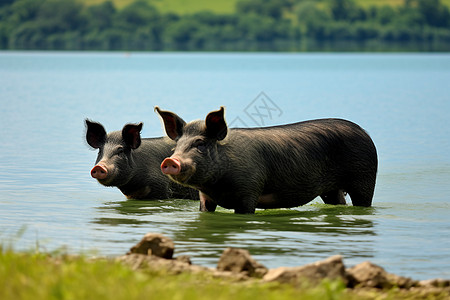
[[0, 52, 449, 280]]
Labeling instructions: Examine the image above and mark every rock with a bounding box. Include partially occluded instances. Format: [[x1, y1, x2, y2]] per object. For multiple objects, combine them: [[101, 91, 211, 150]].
[[122, 233, 450, 294], [118, 253, 209, 274], [386, 273, 417, 289], [263, 255, 346, 285], [346, 261, 416, 289], [217, 247, 268, 278], [346, 261, 389, 288], [175, 255, 192, 265], [419, 278, 450, 288], [128, 233, 174, 259], [211, 269, 252, 282]]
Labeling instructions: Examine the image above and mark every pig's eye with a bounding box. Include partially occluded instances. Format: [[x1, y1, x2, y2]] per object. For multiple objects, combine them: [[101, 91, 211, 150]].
[[197, 144, 207, 153], [116, 147, 124, 156], [193, 140, 207, 153]]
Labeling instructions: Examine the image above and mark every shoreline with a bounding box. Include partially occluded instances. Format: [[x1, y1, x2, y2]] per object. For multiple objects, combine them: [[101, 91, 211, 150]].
[[117, 233, 450, 295], [2, 232, 449, 300]]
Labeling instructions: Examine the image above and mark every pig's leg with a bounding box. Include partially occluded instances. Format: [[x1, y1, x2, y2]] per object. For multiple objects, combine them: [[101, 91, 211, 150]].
[[199, 192, 217, 212], [320, 189, 347, 205], [347, 179, 375, 207], [234, 195, 258, 214], [234, 205, 256, 214], [347, 188, 373, 207]]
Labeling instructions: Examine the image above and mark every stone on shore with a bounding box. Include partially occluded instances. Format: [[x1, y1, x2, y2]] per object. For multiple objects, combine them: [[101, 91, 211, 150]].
[[118, 232, 450, 297], [419, 278, 450, 288], [217, 247, 268, 278], [346, 261, 417, 289], [118, 253, 208, 274], [263, 255, 346, 285], [128, 233, 174, 259]]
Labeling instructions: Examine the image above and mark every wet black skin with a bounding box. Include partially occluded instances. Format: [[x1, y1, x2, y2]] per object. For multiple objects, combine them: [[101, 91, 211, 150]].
[[85, 119, 198, 200], [155, 107, 377, 214]]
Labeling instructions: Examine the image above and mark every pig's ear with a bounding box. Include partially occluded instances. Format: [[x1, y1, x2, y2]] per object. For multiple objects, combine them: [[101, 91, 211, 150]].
[[154, 106, 186, 140], [85, 119, 106, 149], [122, 123, 143, 149], [205, 106, 227, 141]]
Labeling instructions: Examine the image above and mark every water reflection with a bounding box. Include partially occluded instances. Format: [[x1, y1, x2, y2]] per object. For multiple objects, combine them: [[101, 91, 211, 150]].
[[92, 199, 377, 267], [187, 206, 376, 239], [95, 199, 178, 216]]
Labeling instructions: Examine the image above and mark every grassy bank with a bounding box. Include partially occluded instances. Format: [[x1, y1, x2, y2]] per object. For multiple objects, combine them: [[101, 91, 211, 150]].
[[0, 247, 347, 300], [1, 247, 448, 300]]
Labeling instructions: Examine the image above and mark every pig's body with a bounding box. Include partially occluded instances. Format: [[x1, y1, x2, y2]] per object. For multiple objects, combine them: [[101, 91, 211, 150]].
[[156, 108, 377, 214], [195, 119, 376, 212], [86, 120, 197, 200]]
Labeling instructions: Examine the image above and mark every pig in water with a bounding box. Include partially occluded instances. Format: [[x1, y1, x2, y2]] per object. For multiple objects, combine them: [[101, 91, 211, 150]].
[[155, 107, 377, 214], [85, 119, 198, 200]]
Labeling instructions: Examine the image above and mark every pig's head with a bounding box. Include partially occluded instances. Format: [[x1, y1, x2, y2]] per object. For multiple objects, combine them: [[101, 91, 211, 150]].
[[85, 119, 143, 187], [155, 106, 227, 188]]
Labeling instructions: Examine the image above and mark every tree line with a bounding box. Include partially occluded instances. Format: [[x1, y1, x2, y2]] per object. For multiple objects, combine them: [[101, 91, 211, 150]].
[[0, 0, 449, 51]]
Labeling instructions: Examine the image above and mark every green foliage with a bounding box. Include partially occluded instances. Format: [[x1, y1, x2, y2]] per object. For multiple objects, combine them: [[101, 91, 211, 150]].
[[368, 6, 396, 25], [0, 0, 449, 51], [415, 0, 450, 27], [330, 0, 367, 22], [84, 1, 116, 30], [236, 0, 292, 20], [115, 0, 159, 28]]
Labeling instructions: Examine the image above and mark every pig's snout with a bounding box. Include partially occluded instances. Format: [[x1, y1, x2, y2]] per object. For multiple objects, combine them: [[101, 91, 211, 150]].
[[161, 158, 181, 175], [91, 164, 108, 180]]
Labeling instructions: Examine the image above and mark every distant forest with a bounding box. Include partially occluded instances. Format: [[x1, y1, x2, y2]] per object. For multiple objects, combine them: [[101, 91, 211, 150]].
[[1, 0, 450, 51]]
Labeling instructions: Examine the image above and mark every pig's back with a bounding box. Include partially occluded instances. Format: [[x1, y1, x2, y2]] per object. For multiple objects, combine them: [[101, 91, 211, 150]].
[[228, 118, 377, 181], [230, 118, 374, 153]]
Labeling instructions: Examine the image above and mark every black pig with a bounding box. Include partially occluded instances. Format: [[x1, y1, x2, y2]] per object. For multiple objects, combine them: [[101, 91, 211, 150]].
[[155, 107, 377, 214], [85, 119, 197, 200]]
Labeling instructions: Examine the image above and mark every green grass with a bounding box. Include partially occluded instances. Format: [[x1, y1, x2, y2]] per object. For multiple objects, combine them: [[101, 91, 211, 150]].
[[0, 247, 351, 300], [81, 0, 238, 13], [80, 0, 450, 13], [2, 247, 449, 300]]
